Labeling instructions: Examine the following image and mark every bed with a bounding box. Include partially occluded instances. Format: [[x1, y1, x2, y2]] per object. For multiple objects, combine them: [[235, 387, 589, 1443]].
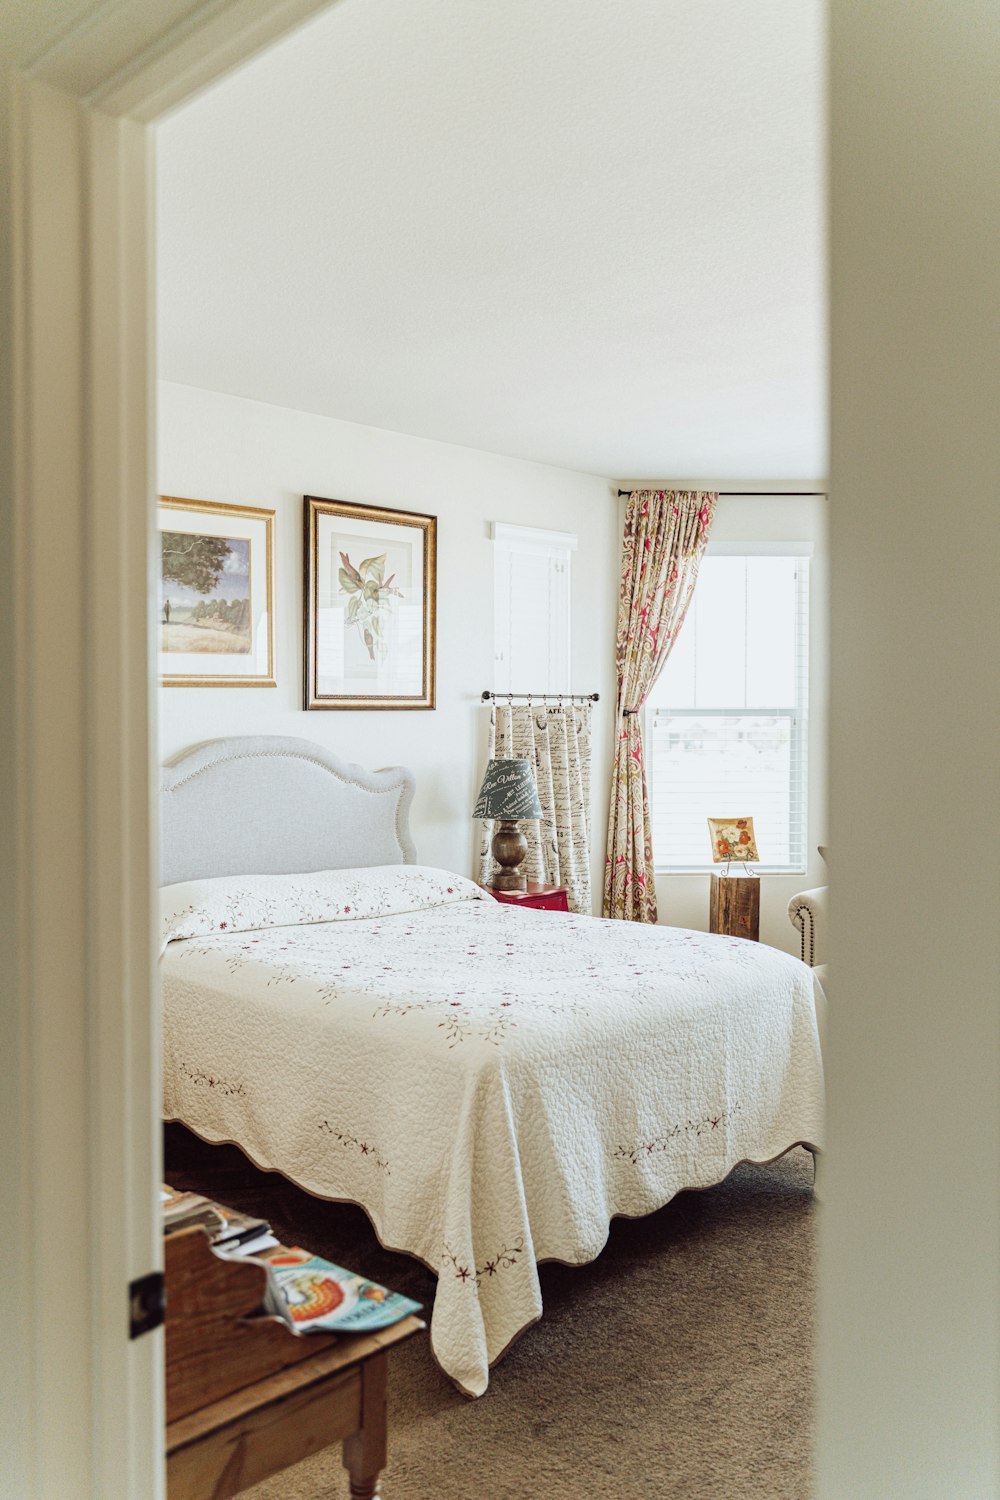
[[161, 735, 825, 1397]]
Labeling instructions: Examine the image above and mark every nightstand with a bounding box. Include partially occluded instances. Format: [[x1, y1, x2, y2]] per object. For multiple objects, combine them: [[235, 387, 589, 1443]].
[[481, 882, 569, 912]]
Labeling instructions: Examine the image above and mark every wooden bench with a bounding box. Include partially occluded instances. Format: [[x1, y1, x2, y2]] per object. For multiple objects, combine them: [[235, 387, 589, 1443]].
[[164, 1228, 424, 1499]]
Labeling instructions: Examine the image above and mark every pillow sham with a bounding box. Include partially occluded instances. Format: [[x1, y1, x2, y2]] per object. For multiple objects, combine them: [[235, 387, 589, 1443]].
[[160, 864, 485, 951]]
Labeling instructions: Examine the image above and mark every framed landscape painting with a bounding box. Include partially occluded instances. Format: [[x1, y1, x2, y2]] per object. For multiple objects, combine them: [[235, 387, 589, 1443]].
[[304, 496, 436, 710], [158, 497, 276, 687]]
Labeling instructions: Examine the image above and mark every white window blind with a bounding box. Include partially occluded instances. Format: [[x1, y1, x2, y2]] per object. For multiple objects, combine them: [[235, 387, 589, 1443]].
[[646, 554, 809, 872], [492, 522, 574, 694]]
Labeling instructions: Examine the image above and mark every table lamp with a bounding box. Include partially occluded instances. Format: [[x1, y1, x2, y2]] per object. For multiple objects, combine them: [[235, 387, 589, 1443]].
[[473, 758, 543, 892]]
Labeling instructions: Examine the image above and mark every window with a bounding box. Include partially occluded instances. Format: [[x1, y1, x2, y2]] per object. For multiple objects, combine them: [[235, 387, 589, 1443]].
[[646, 552, 809, 872], [492, 522, 574, 694]]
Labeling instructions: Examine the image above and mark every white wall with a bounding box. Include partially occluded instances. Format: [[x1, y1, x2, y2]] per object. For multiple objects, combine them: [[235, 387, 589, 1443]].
[[819, 4, 1000, 1496], [651, 494, 829, 953], [157, 382, 617, 908]]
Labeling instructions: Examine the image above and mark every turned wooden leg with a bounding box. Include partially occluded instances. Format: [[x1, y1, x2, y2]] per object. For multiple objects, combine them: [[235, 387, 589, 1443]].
[[342, 1353, 387, 1500], [347, 1479, 381, 1500]]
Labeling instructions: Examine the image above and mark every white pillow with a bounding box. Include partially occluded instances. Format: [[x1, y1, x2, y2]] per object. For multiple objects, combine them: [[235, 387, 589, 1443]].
[[160, 864, 484, 952]]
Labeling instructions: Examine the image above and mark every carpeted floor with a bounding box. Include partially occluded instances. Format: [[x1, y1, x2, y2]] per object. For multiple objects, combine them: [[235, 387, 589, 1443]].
[[164, 1124, 816, 1500]]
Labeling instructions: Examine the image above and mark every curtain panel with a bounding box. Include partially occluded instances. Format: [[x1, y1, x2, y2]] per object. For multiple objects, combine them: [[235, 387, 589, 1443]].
[[603, 489, 718, 922], [477, 700, 593, 914]]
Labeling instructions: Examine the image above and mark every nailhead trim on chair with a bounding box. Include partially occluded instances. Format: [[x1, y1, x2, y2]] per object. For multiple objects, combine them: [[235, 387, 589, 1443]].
[[789, 903, 815, 966]]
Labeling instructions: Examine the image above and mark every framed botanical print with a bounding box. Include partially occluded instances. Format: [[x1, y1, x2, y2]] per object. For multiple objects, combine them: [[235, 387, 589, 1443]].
[[158, 497, 276, 687], [304, 496, 436, 710]]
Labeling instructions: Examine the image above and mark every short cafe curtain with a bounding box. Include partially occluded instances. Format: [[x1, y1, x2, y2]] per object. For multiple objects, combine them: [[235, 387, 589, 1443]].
[[603, 490, 718, 922], [478, 699, 593, 914]]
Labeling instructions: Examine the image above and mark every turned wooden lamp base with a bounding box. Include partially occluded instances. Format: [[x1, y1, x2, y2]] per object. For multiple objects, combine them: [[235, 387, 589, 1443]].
[[490, 819, 528, 892]]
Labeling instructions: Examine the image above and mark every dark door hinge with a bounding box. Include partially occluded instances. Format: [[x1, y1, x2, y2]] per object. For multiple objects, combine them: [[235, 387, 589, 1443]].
[[129, 1271, 166, 1338]]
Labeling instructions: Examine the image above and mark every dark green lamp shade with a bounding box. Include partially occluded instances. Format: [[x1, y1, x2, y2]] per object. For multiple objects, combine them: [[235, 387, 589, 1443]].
[[473, 758, 543, 820]]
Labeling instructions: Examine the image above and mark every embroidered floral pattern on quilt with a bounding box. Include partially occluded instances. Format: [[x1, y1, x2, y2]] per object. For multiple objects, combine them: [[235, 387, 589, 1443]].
[[161, 864, 826, 1398], [613, 1104, 743, 1164], [161, 864, 484, 951], [177, 1060, 246, 1097], [166, 900, 756, 1051], [318, 1121, 390, 1174], [443, 1238, 525, 1287]]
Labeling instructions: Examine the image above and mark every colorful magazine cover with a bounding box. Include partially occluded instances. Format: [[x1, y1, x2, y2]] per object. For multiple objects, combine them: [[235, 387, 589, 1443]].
[[262, 1247, 422, 1334]]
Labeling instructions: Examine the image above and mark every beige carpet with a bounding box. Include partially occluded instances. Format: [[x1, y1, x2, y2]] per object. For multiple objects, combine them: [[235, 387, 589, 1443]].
[[165, 1124, 816, 1500]]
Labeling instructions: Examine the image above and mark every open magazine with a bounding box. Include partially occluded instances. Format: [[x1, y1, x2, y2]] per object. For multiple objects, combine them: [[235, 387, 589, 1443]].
[[260, 1246, 422, 1334]]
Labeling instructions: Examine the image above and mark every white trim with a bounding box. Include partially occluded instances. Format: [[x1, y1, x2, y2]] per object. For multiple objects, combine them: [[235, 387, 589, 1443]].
[[708, 539, 815, 557], [647, 555, 810, 874], [659, 865, 808, 877], [11, 78, 99, 1493], [2, 4, 346, 1496], [4, 74, 163, 1500], [86, 104, 163, 1499], [492, 522, 573, 694], [492, 520, 578, 551], [94, 0, 336, 122]]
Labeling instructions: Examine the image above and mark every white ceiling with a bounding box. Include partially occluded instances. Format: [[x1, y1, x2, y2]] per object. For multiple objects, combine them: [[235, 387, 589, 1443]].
[[156, 0, 825, 481]]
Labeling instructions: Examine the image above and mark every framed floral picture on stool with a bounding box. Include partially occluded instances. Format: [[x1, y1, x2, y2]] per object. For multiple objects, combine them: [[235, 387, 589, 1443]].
[[707, 816, 760, 941], [304, 496, 437, 710]]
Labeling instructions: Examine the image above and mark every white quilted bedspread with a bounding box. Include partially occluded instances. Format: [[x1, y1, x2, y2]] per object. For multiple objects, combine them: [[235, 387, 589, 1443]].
[[160, 865, 825, 1396]]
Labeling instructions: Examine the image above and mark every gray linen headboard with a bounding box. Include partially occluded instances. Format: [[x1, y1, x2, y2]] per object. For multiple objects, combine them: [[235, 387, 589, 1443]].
[[160, 735, 416, 887]]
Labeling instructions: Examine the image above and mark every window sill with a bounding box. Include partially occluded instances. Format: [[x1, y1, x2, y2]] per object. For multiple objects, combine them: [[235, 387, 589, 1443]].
[[654, 866, 807, 877]]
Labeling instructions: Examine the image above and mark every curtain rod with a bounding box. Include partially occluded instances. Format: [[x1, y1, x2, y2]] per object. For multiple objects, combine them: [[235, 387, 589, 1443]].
[[616, 489, 826, 497], [482, 690, 599, 703]]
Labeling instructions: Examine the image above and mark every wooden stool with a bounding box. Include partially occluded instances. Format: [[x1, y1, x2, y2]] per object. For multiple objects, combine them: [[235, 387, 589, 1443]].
[[709, 872, 760, 942]]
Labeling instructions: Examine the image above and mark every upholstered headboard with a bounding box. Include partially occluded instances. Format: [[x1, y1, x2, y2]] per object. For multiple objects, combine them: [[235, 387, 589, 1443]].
[[160, 735, 416, 887]]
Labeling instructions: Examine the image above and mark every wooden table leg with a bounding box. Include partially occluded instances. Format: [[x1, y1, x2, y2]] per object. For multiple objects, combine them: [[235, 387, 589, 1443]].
[[342, 1353, 388, 1500]]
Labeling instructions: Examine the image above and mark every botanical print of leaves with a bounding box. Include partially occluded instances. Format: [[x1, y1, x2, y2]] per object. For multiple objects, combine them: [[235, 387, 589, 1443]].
[[338, 549, 402, 664]]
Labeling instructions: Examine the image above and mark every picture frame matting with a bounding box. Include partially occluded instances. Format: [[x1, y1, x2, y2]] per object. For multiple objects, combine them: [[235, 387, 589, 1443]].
[[158, 496, 276, 688], [303, 495, 437, 711]]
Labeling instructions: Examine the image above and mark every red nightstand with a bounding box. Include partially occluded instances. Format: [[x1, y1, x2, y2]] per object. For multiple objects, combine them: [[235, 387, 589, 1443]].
[[481, 882, 569, 912]]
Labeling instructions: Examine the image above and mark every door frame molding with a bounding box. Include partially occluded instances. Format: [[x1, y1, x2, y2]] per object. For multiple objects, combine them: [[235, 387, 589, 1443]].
[[1, 4, 333, 1495]]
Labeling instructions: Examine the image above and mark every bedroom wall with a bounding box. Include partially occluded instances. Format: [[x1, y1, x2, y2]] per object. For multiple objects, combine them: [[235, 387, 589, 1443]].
[[650, 493, 829, 954], [157, 381, 618, 910]]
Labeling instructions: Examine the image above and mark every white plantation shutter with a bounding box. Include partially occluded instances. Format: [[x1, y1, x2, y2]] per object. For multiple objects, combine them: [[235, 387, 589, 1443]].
[[647, 554, 810, 871], [493, 522, 574, 694]]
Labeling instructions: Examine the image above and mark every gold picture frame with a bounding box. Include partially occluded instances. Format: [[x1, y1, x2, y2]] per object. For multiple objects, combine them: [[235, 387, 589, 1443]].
[[304, 496, 437, 711], [158, 496, 276, 687]]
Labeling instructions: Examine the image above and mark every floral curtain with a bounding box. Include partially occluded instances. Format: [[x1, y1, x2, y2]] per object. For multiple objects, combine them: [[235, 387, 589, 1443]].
[[603, 490, 718, 922], [478, 700, 593, 913]]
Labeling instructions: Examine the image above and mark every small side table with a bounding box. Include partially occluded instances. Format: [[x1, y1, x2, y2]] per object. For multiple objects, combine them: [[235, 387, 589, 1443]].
[[481, 882, 569, 913], [164, 1225, 424, 1500], [709, 873, 760, 942]]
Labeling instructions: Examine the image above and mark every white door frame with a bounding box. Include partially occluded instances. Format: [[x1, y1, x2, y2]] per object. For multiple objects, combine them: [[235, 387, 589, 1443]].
[[1, 5, 333, 1496], [5, 5, 999, 1497]]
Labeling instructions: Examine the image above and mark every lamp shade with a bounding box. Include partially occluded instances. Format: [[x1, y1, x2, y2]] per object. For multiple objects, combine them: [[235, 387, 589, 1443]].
[[472, 758, 543, 821]]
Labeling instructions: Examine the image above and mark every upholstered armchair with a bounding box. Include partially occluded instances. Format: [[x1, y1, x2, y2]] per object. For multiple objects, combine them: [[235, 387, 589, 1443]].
[[789, 878, 828, 1063], [788, 884, 827, 972]]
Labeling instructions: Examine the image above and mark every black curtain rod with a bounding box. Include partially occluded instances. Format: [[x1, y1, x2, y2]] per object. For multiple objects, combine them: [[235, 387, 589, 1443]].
[[482, 690, 599, 703], [616, 488, 826, 497]]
